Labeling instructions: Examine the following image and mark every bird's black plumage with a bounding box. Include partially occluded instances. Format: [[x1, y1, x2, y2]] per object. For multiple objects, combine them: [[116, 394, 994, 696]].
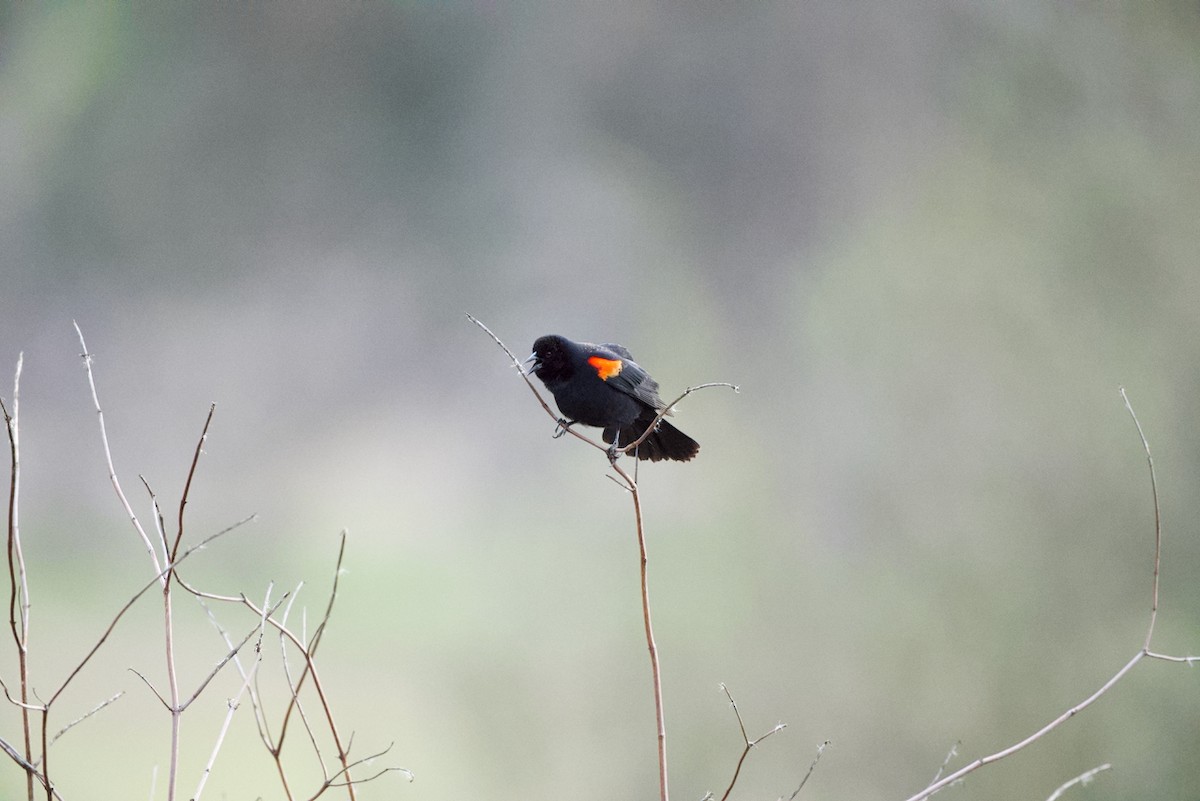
[[526, 334, 699, 462]]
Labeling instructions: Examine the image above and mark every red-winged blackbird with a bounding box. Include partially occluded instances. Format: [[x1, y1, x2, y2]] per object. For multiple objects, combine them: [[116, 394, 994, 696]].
[[525, 334, 699, 462]]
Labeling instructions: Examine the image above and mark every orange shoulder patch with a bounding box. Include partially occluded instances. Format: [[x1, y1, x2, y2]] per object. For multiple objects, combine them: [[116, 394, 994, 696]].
[[587, 355, 623, 380]]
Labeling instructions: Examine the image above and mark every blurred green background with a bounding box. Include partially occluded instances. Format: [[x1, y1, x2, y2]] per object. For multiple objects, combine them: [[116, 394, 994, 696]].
[[1, 3, 1198, 799]]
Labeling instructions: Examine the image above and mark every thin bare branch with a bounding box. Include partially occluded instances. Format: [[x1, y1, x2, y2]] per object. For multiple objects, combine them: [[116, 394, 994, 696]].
[[163, 403, 221, 801], [46, 691, 125, 749], [618, 382, 739, 457], [610, 458, 668, 801], [278, 535, 348, 756], [282, 603, 332, 783], [172, 402, 216, 567], [928, 741, 959, 788], [286, 656, 328, 780], [780, 741, 829, 801], [172, 514, 260, 603], [139, 475, 170, 561], [2, 352, 34, 801], [0, 676, 45, 712], [198, 586, 278, 753], [49, 520, 248, 708], [1, 355, 27, 627], [716, 683, 787, 801], [225, 543, 360, 799], [192, 599, 270, 801], [180, 598, 286, 712], [1144, 651, 1199, 664], [1120, 387, 1162, 650], [129, 667, 170, 710], [319, 742, 413, 794], [466, 313, 609, 455], [324, 765, 413, 790], [269, 583, 331, 783], [0, 734, 59, 800], [307, 531, 347, 656], [908, 651, 1142, 801], [192, 693, 247, 801], [1044, 763, 1111, 801], [903, 388, 1183, 801], [163, 588, 182, 800], [74, 321, 163, 577]]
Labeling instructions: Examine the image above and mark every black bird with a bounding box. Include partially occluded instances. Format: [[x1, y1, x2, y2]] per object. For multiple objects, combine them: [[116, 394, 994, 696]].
[[525, 334, 699, 462]]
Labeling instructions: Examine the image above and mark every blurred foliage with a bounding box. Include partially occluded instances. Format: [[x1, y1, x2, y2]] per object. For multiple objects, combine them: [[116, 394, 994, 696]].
[[1, 3, 1199, 800]]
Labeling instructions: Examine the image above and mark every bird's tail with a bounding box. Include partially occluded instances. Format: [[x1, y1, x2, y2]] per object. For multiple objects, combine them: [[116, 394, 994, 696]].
[[605, 412, 699, 462]]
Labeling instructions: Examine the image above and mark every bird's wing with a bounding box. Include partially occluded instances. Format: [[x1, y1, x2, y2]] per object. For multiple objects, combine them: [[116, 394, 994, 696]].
[[597, 344, 667, 411]]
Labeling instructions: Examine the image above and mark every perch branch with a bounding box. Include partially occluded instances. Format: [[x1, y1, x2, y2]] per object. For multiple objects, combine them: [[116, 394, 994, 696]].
[[609, 457, 668, 801]]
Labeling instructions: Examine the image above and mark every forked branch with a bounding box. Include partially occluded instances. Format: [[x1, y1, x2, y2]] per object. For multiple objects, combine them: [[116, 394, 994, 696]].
[[902, 388, 1197, 801], [711, 683, 786, 801]]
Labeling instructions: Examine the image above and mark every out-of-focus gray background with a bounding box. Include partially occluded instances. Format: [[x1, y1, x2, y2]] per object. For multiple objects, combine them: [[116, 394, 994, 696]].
[[1, 3, 1198, 799]]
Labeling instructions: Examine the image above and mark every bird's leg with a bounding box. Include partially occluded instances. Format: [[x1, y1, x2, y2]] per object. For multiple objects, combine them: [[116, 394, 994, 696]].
[[552, 418, 575, 439], [606, 430, 621, 463]]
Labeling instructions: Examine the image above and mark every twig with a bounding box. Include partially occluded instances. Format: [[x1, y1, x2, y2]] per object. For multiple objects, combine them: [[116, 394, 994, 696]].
[[306, 532, 346, 658], [0, 734, 59, 800], [1044, 763, 1111, 801], [928, 741, 959, 788], [2, 353, 34, 801], [618, 382, 739, 457], [139, 476, 169, 567], [30, 509, 245, 801], [280, 612, 328, 782], [1120, 387, 1160, 650], [0, 678, 46, 712], [46, 691, 125, 750], [162, 405, 218, 801], [466, 313, 611, 455], [49, 520, 251, 709], [275, 582, 333, 787], [74, 321, 163, 577], [172, 402, 215, 566], [197, 586, 277, 759], [192, 603, 270, 801], [129, 668, 170, 709], [189, 535, 366, 800], [715, 683, 786, 801], [318, 741, 413, 795], [275, 536, 352, 794], [780, 741, 829, 801], [180, 599, 286, 712], [902, 389, 1195, 801]]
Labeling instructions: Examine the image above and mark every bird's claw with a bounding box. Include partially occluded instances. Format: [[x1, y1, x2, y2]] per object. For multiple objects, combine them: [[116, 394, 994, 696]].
[[552, 419, 574, 439]]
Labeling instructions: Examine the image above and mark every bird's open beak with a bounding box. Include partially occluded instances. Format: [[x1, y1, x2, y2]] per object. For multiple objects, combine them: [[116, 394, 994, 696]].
[[523, 352, 540, 376]]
